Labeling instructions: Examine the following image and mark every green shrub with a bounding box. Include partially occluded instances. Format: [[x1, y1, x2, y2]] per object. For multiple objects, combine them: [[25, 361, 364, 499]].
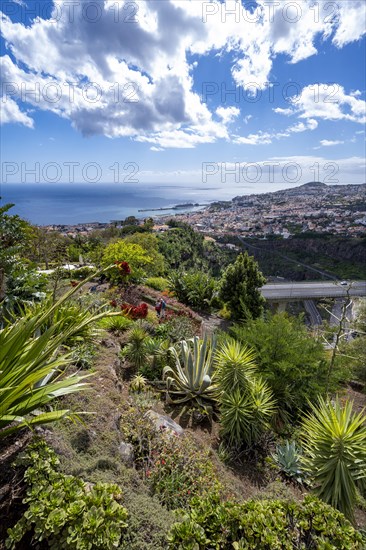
[[167, 493, 364, 549], [119, 404, 222, 510], [220, 379, 276, 448], [145, 277, 169, 291], [70, 342, 97, 369], [168, 269, 217, 311], [72, 266, 96, 279], [98, 314, 133, 332], [119, 491, 174, 550], [6, 441, 128, 549], [231, 313, 337, 422], [154, 315, 197, 342], [130, 374, 148, 393], [147, 435, 221, 510]]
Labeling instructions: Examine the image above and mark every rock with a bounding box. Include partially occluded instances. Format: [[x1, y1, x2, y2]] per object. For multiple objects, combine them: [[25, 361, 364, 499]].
[[100, 338, 118, 349], [118, 441, 134, 464], [145, 410, 184, 436]]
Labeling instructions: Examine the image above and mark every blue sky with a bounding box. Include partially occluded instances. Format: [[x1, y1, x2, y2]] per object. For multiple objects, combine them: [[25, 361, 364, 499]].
[[0, 0, 365, 189]]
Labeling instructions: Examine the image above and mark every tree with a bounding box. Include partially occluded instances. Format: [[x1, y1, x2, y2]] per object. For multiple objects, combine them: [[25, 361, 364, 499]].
[[123, 233, 166, 276], [231, 313, 335, 422], [218, 252, 266, 320], [102, 240, 153, 282], [158, 222, 206, 271], [0, 203, 33, 301]]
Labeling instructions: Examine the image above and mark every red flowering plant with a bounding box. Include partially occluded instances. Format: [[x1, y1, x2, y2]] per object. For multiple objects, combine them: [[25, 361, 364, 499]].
[[115, 260, 131, 275], [69, 280, 78, 288], [121, 302, 148, 320]]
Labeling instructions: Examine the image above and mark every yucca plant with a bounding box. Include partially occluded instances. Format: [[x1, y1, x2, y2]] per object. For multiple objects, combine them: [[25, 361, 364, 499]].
[[220, 378, 276, 447], [130, 374, 148, 393], [163, 335, 218, 416], [214, 339, 257, 394], [0, 277, 114, 438], [300, 397, 366, 521]]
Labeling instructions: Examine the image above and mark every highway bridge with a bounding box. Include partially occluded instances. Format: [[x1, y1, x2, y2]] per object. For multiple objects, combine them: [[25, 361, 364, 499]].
[[261, 281, 366, 301]]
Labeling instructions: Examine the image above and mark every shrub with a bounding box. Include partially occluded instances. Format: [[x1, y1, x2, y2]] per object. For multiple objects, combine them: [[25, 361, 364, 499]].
[[119, 404, 222, 511], [6, 441, 128, 549], [215, 340, 276, 448], [145, 277, 169, 291], [168, 270, 217, 311], [70, 342, 97, 369], [154, 315, 197, 342], [218, 252, 266, 321], [231, 313, 335, 422], [130, 374, 148, 393], [72, 266, 96, 279], [214, 340, 257, 394], [98, 314, 133, 333], [147, 434, 222, 510], [167, 494, 364, 549], [300, 397, 366, 521]]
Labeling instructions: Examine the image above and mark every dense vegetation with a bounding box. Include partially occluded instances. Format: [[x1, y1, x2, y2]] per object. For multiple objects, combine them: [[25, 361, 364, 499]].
[[1, 206, 365, 548]]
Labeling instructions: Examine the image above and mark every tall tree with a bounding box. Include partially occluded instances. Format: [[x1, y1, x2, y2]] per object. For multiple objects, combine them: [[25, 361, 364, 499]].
[[0, 203, 32, 301], [219, 252, 266, 320]]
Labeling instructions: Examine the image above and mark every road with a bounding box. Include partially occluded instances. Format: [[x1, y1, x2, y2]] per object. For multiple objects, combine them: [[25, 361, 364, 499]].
[[261, 281, 366, 301], [304, 300, 323, 326]]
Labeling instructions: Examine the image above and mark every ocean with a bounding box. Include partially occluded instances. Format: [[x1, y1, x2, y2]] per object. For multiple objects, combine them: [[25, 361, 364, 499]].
[[0, 182, 252, 225]]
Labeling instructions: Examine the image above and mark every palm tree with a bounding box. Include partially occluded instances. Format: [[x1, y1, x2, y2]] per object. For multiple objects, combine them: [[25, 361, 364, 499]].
[[300, 397, 366, 521]]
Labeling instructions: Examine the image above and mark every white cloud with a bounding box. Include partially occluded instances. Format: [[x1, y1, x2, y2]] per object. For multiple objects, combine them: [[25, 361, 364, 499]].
[[319, 139, 345, 147], [216, 106, 240, 124], [0, 95, 33, 127], [282, 84, 366, 124], [234, 131, 273, 145], [273, 107, 294, 116], [234, 118, 318, 146], [0, 0, 365, 144]]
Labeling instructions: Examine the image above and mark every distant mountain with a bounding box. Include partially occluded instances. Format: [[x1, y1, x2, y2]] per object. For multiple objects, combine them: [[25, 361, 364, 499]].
[[233, 182, 366, 203]]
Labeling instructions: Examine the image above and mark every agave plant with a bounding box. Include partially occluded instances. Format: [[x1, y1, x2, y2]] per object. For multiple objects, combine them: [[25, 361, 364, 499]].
[[272, 440, 304, 483], [163, 335, 218, 415], [0, 278, 113, 438], [300, 397, 366, 521]]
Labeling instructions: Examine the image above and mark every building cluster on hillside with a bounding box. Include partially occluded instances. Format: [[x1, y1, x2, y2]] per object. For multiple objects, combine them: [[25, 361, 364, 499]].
[[168, 183, 366, 239], [43, 183, 366, 240]]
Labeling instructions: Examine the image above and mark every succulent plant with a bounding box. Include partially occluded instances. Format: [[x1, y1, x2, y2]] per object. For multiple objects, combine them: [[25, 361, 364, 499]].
[[163, 335, 218, 416], [272, 440, 304, 483]]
